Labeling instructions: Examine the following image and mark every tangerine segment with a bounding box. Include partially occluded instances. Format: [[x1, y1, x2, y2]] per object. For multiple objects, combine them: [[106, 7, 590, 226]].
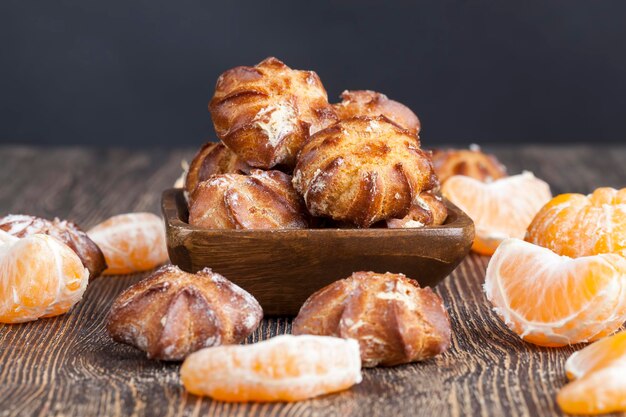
[[484, 238, 626, 347], [564, 331, 626, 381], [557, 364, 626, 415], [0, 234, 89, 323], [88, 213, 168, 275], [526, 187, 626, 258], [441, 172, 551, 256], [180, 335, 362, 402]]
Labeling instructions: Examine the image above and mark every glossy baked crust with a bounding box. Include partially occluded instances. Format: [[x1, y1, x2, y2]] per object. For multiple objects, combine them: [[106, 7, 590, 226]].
[[292, 116, 437, 227], [189, 170, 308, 229], [0, 214, 107, 279], [185, 142, 251, 196], [209, 57, 337, 169], [432, 147, 507, 184], [386, 191, 448, 228], [106, 264, 263, 361], [292, 271, 451, 367], [333, 90, 421, 137]]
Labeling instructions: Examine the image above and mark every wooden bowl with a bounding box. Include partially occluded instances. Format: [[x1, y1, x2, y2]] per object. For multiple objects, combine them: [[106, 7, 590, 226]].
[[162, 188, 474, 316]]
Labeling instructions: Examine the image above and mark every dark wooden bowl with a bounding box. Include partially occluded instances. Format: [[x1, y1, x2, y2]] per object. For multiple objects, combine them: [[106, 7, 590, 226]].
[[162, 188, 474, 316]]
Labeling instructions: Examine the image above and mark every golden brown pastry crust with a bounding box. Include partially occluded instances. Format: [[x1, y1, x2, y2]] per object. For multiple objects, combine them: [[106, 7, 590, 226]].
[[189, 170, 308, 229], [209, 57, 337, 169], [432, 147, 507, 184], [185, 142, 251, 196], [0, 214, 107, 279], [386, 191, 448, 228], [292, 271, 451, 367], [333, 90, 421, 136], [106, 264, 262, 361], [292, 116, 437, 228]]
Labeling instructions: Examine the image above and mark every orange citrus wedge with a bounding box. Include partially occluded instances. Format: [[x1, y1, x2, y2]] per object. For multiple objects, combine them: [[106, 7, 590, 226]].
[[442, 172, 551, 255], [0, 234, 89, 323], [558, 331, 626, 415], [180, 335, 362, 402], [484, 238, 626, 347], [88, 212, 168, 275], [527, 187, 626, 258]]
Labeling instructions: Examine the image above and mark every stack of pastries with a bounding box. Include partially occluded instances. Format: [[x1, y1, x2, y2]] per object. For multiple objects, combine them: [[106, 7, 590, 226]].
[[185, 57, 446, 229]]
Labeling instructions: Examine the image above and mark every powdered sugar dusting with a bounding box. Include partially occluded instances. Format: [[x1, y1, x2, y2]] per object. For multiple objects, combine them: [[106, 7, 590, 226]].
[[365, 120, 380, 133], [254, 103, 297, 148]]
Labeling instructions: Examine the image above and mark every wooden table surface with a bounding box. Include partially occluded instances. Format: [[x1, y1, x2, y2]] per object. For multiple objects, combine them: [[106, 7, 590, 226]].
[[0, 145, 625, 417]]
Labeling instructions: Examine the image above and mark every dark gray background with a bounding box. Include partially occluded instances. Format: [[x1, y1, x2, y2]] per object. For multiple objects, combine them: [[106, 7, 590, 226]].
[[2, 0, 626, 148]]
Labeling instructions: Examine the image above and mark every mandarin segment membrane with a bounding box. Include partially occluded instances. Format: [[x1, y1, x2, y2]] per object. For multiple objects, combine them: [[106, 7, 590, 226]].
[[0, 214, 106, 279]]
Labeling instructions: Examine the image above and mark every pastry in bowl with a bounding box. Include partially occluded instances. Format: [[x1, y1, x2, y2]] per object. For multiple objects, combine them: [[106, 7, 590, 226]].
[[292, 271, 451, 367], [386, 191, 448, 228], [209, 57, 337, 169], [107, 264, 263, 361], [292, 115, 437, 228], [432, 146, 507, 184], [333, 90, 421, 137], [185, 142, 251, 196], [0, 214, 106, 279], [189, 170, 308, 229]]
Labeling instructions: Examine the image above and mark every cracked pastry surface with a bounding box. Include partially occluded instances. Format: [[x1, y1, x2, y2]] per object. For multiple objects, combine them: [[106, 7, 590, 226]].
[[185, 142, 251, 196], [189, 170, 308, 229], [386, 191, 448, 228], [292, 271, 451, 367], [432, 147, 507, 184], [209, 57, 337, 169], [292, 115, 437, 228], [333, 90, 421, 137], [0, 214, 107, 279], [106, 264, 263, 361]]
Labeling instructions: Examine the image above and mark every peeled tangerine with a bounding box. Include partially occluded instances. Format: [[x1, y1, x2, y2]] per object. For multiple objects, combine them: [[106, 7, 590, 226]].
[[0, 232, 89, 323], [88, 213, 168, 275], [527, 187, 626, 258], [442, 172, 551, 255], [558, 331, 626, 415], [484, 238, 626, 347], [180, 335, 362, 402]]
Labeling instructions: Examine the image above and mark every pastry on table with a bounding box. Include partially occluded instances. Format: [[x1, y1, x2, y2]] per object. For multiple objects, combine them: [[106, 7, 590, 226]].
[[185, 142, 251, 196], [431, 145, 507, 184], [386, 191, 448, 228], [292, 115, 437, 228], [0, 214, 107, 279], [292, 271, 451, 367], [106, 264, 263, 361], [333, 90, 421, 137], [209, 57, 337, 169], [189, 170, 308, 229]]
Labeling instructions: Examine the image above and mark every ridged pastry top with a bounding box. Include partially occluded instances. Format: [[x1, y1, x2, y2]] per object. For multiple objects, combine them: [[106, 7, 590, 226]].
[[0, 214, 107, 279], [189, 170, 308, 229], [106, 264, 263, 361], [293, 116, 437, 227], [292, 271, 451, 367], [386, 191, 448, 228], [432, 147, 507, 184], [209, 57, 337, 169], [333, 90, 421, 137], [185, 142, 251, 196]]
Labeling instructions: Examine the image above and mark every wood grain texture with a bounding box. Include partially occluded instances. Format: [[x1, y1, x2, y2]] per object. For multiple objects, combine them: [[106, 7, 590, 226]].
[[0, 145, 625, 417]]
